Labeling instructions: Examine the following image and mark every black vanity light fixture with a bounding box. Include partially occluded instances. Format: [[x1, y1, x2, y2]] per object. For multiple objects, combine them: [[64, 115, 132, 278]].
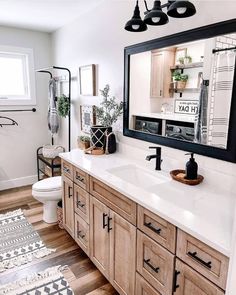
[[125, 0, 196, 32]]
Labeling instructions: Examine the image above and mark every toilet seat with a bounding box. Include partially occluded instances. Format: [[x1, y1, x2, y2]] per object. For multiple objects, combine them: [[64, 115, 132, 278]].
[[32, 176, 62, 192]]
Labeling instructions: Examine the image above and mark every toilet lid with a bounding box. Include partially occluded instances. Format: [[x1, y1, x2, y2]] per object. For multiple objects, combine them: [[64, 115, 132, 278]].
[[33, 176, 62, 192]]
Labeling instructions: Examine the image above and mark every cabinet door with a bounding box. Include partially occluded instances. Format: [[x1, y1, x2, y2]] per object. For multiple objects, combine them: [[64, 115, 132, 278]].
[[90, 196, 110, 279], [62, 176, 74, 237], [109, 211, 136, 295], [174, 259, 224, 295], [150, 52, 164, 98]]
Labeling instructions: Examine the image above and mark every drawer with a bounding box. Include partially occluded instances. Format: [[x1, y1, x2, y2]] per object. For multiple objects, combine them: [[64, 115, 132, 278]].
[[136, 273, 161, 295], [174, 259, 224, 295], [90, 177, 137, 225], [73, 166, 89, 191], [176, 229, 229, 290], [74, 184, 90, 223], [62, 160, 73, 180], [137, 230, 174, 295], [74, 213, 89, 255], [138, 206, 176, 253]]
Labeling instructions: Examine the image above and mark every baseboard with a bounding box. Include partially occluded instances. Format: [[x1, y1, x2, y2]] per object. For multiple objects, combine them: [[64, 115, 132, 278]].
[[0, 175, 38, 191]]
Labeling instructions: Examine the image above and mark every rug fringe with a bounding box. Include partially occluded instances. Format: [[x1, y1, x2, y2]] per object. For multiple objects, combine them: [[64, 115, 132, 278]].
[[0, 265, 68, 295], [0, 247, 56, 273], [0, 209, 23, 220]]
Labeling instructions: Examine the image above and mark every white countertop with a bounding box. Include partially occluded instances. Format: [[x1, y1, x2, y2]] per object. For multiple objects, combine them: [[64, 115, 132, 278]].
[[133, 112, 196, 123], [60, 149, 235, 257]]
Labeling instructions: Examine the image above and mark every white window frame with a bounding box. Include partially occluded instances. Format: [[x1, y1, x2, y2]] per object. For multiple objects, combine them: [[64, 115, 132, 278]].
[[0, 45, 36, 106]]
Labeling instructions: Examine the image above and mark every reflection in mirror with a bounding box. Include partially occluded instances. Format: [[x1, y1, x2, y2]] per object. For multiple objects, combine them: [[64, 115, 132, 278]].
[[129, 33, 236, 149]]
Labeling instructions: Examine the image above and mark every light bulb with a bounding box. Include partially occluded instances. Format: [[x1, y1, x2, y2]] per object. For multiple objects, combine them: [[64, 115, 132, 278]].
[[132, 24, 140, 30], [177, 7, 187, 14], [151, 17, 161, 23]]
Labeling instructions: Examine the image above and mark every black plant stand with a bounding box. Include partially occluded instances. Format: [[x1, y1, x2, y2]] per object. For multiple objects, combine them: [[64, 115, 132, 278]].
[[37, 147, 61, 180]]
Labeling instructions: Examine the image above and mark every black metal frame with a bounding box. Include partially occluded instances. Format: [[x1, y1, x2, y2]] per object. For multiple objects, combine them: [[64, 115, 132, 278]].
[[36, 66, 71, 151], [123, 19, 236, 163]]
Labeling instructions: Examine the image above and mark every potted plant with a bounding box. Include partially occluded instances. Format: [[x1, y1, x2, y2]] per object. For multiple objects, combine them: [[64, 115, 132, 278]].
[[184, 55, 192, 64], [91, 85, 123, 153], [78, 135, 90, 150], [172, 71, 188, 90], [57, 94, 70, 118]]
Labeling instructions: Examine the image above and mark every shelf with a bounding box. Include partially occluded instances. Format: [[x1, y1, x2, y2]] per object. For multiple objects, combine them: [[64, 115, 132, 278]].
[[170, 62, 204, 70], [37, 154, 61, 168], [172, 88, 201, 93]]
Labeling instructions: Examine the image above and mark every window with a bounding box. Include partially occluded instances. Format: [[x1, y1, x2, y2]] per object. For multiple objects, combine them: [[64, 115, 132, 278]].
[[0, 46, 36, 105]]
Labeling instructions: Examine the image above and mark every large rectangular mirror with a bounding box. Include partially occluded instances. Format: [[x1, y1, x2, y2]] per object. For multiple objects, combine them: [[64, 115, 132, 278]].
[[124, 19, 236, 162]]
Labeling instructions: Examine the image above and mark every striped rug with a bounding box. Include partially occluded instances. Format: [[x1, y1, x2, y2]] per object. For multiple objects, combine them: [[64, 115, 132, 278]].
[[0, 209, 55, 273], [0, 265, 74, 295]]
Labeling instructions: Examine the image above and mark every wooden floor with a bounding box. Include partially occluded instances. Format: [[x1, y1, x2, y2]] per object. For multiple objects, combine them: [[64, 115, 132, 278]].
[[0, 186, 118, 295]]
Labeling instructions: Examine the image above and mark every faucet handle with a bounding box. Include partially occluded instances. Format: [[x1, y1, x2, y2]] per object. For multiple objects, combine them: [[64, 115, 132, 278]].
[[149, 146, 161, 153]]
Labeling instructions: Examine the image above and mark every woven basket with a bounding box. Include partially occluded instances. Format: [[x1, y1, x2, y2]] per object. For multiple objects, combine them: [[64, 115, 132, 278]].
[[42, 145, 65, 158], [57, 201, 64, 229]]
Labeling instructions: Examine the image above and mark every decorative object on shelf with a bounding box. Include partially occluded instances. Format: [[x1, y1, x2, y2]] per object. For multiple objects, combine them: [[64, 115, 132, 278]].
[[57, 94, 70, 118], [79, 64, 96, 96], [170, 169, 204, 185], [184, 55, 192, 64], [78, 135, 91, 150], [174, 99, 199, 115], [105, 127, 117, 154], [172, 70, 188, 89], [175, 48, 187, 65], [80, 105, 97, 133], [96, 84, 123, 127], [42, 144, 65, 159], [125, 0, 196, 32]]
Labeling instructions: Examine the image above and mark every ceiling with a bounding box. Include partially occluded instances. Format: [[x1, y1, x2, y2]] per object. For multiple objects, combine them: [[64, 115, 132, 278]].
[[0, 0, 104, 32]]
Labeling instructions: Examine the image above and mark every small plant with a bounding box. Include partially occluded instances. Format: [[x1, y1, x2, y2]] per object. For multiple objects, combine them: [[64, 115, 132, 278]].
[[172, 71, 188, 82], [58, 95, 70, 118], [184, 55, 192, 64], [178, 57, 185, 65], [79, 135, 90, 142], [96, 84, 123, 127]]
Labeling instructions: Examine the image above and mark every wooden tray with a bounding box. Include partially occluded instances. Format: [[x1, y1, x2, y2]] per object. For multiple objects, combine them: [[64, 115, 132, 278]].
[[170, 170, 204, 186]]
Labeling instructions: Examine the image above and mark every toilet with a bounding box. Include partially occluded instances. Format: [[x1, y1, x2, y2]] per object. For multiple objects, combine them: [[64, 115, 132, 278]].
[[32, 176, 62, 223]]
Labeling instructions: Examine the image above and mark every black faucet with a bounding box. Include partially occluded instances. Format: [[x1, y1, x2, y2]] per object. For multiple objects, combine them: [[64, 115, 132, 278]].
[[146, 146, 162, 170]]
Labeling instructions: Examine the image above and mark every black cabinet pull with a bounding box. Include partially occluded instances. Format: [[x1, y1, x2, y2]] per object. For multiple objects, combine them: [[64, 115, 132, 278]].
[[187, 251, 212, 269], [144, 222, 161, 235], [103, 213, 108, 229], [108, 217, 112, 232], [68, 186, 73, 198], [173, 270, 180, 292], [76, 175, 84, 183], [144, 259, 160, 273], [77, 230, 85, 239], [77, 200, 85, 208]]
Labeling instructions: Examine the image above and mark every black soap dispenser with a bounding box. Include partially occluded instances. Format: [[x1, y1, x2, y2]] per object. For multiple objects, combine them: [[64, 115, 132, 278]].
[[185, 153, 198, 180]]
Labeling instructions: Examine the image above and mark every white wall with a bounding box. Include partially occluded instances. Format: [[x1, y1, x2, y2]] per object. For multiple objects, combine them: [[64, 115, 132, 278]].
[[51, 1, 236, 293], [0, 26, 52, 190]]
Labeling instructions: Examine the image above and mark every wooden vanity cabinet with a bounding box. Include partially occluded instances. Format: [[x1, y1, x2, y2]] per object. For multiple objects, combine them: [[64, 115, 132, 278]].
[[174, 259, 224, 295], [62, 175, 74, 238], [90, 195, 136, 295]]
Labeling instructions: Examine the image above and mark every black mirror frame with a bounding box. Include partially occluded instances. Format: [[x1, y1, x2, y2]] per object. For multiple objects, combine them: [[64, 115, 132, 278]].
[[123, 19, 236, 163]]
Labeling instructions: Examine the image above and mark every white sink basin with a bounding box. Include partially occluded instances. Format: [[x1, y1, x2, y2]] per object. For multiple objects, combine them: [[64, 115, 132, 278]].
[[107, 164, 169, 189]]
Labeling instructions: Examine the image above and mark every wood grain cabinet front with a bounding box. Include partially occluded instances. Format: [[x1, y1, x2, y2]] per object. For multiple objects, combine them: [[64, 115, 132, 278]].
[[62, 160, 73, 180], [137, 230, 175, 295], [62, 175, 74, 238], [174, 259, 224, 295], [89, 196, 136, 295], [73, 166, 89, 191], [136, 272, 161, 295], [74, 184, 90, 223], [74, 213, 89, 255], [176, 229, 229, 290], [138, 205, 176, 253]]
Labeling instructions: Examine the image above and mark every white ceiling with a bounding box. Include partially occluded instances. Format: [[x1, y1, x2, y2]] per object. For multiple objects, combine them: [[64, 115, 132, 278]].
[[0, 0, 104, 32]]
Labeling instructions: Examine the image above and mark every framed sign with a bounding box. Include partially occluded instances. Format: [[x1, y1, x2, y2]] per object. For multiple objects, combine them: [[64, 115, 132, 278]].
[[175, 100, 199, 115], [79, 64, 96, 96], [80, 105, 97, 133]]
